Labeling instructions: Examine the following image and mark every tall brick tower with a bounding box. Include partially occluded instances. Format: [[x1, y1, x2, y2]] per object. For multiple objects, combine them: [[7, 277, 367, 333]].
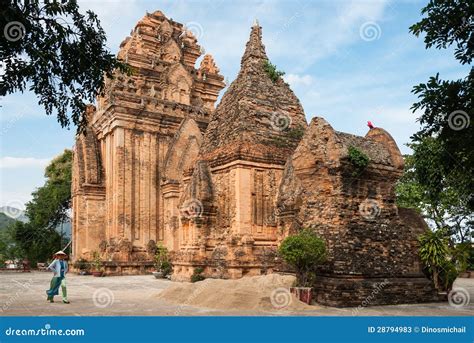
[[172, 22, 307, 280], [72, 11, 224, 274]]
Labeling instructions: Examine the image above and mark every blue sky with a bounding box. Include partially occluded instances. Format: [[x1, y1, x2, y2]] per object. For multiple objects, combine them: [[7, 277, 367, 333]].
[[0, 0, 468, 209]]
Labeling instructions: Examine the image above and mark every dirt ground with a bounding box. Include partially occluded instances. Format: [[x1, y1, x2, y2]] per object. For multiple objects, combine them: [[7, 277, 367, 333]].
[[0, 272, 472, 316]]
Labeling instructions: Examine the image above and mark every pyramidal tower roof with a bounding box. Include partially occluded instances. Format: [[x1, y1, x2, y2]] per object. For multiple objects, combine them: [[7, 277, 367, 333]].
[[199, 23, 307, 167]]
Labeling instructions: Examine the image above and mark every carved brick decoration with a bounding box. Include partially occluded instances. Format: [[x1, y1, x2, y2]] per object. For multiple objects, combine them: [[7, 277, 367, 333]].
[[72, 10, 438, 307]]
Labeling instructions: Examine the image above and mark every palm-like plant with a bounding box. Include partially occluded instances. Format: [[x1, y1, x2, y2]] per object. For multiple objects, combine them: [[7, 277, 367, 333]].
[[418, 229, 449, 290]]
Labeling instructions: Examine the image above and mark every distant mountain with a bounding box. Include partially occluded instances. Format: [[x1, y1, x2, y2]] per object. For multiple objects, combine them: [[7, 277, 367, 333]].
[[0, 212, 18, 230], [0, 206, 28, 223], [0, 206, 70, 238]]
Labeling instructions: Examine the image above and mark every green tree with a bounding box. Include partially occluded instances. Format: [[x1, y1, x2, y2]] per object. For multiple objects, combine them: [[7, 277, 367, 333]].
[[396, 139, 473, 243], [278, 229, 326, 287], [0, 224, 21, 267], [26, 150, 72, 230], [409, 0, 474, 210], [11, 150, 72, 266], [12, 221, 61, 267], [0, 0, 128, 130]]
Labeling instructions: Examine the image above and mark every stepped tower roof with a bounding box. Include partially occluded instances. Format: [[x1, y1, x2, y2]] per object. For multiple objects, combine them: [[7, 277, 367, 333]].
[[199, 23, 307, 167]]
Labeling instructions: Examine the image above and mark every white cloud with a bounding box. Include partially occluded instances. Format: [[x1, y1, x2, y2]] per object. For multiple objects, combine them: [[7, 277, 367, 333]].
[[284, 73, 313, 87], [0, 191, 31, 208], [0, 157, 51, 169]]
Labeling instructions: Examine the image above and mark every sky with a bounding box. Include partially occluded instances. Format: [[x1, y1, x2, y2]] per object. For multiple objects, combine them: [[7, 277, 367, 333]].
[[0, 0, 468, 210]]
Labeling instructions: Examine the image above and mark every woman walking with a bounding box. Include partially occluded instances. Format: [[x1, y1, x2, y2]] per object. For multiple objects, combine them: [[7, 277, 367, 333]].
[[46, 251, 70, 303]]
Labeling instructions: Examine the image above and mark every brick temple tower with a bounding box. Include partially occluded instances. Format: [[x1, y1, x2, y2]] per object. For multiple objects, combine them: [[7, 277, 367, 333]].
[[276, 117, 439, 306], [72, 11, 225, 273], [171, 22, 307, 280]]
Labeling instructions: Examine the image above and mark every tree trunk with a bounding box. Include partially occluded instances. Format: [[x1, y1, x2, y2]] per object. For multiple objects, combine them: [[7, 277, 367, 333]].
[[433, 268, 440, 291]]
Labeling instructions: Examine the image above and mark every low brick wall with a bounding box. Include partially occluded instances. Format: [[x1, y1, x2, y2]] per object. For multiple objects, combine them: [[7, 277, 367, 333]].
[[314, 275, 441, 307]]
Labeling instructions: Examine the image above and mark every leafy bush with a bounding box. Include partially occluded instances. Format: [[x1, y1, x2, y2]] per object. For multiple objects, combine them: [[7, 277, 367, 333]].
[[160, 260, 173, 277], [191, 267, 205, 283], [438, 259, 458, 291], [92, 251, 103, 272], [451, 242, 472, 273], [73, 258, 90, 271], [153, 243, 173, 277], [154, 243, 168, 269], [418, 229, 449, 290], [263, 60, 285, 83], [347, 146, 370, 176], [469, 245, 474, 270], [278, 229, 326, 287]]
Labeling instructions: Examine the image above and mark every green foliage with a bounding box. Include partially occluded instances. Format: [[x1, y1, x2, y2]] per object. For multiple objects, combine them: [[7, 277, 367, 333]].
[[0, 213, 17, 230], [26, 150, 72, 231], [268, 125, 305, 148], [191, 267, 205, 283], [409, 0, 473, 65], [418, 229, 450, 290], [418, 229, 473, 291], [73, 258, 90, 271], [0, 223, 21, 266], [263, 60, 285, 83], [396, 139, 472, 243], [92, 251, 103, 271], [395, 154, 424, 211], [1, 1, 129, 130], [469, 245, 474, 270], [160, 260, 173, 277], [7, 150, 73, 266], [409, 0, 474, 211], [451, 242, 473, 273], [12, 221, 61, 267], [278, 229, 326, 287], [438, 259, 458, 292], [418, 229, 449, 268], [347, 146, 370, 176], [154, 243, 172, 276], [286, 126, 305, 140]]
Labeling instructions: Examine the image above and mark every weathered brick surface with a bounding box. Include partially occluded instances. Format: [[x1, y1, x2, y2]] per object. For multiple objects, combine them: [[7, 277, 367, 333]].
[[72, 10, 225, 269], [275, 117, 438, 306], [171, 22, 306, 280]]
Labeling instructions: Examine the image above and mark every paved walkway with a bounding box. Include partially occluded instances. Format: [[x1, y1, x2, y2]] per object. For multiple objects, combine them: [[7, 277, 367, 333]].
[[0, 272, 472, 316]]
